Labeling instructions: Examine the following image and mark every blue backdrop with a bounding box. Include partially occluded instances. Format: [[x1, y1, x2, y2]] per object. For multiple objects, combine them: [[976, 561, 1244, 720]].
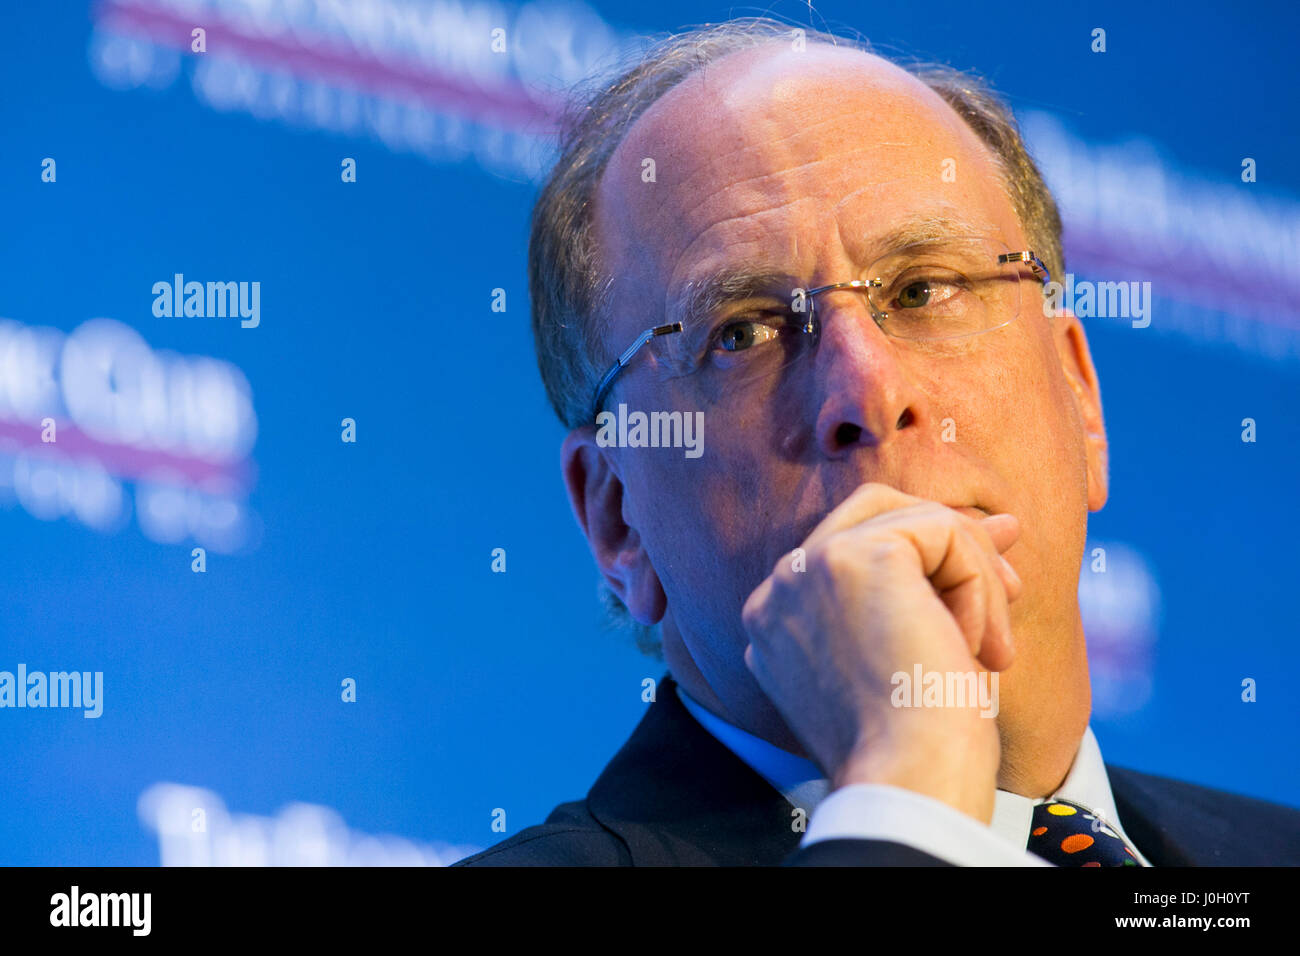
[[1, 0, 1297, 865]]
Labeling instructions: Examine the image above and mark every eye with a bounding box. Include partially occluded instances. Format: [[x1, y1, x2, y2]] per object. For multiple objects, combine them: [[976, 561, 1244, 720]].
[[897, 280, 933, 309], [886, 274, 965, 312], [714, 316, 785, 352]]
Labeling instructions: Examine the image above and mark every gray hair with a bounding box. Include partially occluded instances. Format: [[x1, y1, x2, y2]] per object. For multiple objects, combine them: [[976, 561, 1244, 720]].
[[528, 16, 1065, 657]]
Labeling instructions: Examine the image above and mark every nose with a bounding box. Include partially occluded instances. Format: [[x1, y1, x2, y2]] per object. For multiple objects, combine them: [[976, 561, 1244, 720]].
[[809, 295, 927, 458]]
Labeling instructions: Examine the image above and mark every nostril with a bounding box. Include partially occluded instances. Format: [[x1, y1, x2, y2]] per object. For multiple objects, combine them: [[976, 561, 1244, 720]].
[[834, 422, 862, 447], [896, 408, 914, 430]]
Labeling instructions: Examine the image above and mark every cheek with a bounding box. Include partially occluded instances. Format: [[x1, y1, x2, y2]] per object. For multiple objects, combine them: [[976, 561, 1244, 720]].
[[929, 335, 1084, 531], [1015, 334, 1088, 484], [632, 412, 804, 597], [1004, 344, 1091, 593], [625, 450, 783, 636], [667, 439, 778, 548], [948, 331, 1074, 464]]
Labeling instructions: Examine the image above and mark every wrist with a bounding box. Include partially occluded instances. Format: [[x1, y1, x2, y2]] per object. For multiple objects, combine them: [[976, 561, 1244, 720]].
[[834, 737, 998, 825]]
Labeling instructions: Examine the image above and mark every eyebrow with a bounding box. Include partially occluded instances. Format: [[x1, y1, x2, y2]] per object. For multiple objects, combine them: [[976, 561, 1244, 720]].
[[668, 214, 996, 327], [670, 267, 796, 332]]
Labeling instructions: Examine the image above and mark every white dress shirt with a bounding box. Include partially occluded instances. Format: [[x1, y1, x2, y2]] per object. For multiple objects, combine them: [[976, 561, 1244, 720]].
[[676, 684, 1152, 866]]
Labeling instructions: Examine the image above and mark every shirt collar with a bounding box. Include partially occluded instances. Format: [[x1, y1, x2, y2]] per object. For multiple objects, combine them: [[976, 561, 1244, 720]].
[[675, 683, 1150, 864]]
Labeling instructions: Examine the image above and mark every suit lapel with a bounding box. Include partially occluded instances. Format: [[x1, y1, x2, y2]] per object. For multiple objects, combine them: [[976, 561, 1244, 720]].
[[1106, 766, 1195, 865], [584, 676, 1275, 866], [586, 673, 803, 865], [1105, 763, 1283, 866]]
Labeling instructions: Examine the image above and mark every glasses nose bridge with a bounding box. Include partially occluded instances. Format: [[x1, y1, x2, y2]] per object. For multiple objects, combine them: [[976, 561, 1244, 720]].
[[795, 278, 919, 420], [799, 279, 900, 378], [806, 278, 886, 337]]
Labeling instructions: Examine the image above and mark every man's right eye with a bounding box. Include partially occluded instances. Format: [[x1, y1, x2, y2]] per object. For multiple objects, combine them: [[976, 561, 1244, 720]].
[[714, 316, 785, 352]]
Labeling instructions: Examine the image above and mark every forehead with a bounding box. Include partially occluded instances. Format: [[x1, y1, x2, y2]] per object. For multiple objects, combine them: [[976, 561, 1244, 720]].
[[592, 42, 1020, 334]]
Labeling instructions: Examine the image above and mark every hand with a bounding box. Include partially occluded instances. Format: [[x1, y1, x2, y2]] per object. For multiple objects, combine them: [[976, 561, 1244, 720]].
[[741, 483, 1023, 825]]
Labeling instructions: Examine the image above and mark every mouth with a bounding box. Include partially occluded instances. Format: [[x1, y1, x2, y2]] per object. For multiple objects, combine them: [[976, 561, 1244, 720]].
[[952, 505, 991, 521]]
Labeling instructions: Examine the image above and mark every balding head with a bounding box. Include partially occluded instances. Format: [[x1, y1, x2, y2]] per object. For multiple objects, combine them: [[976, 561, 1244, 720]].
[[593, 41, 1023, 349]]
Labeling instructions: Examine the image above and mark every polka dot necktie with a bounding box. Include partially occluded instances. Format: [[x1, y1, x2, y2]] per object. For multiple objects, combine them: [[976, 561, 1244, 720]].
[[1027, 798, 1142, 866]]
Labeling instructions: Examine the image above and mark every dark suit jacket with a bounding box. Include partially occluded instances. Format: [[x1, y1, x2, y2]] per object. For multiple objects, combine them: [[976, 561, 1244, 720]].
[[454, 673, 1300, 866]]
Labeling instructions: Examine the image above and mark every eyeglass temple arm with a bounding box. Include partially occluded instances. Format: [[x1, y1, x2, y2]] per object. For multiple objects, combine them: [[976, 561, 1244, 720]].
[[805, 252, 1052, 302], [590, 321, 684, 422], [998, 250, 1052, 284]]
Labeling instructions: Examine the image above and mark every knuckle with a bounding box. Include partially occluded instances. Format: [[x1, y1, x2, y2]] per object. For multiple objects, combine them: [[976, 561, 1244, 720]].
[[812, 541, 853, 580], [811, 536, 884, 583], [864, 536, 913, 567]]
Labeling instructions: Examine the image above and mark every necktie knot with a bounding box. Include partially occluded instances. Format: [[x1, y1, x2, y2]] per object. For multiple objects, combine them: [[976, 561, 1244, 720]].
[[1028, 798, 1141, 866]]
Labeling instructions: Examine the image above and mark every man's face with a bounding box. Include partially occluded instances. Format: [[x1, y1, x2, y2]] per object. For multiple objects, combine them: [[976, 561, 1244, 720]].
[[584, 43, 1107, 772]]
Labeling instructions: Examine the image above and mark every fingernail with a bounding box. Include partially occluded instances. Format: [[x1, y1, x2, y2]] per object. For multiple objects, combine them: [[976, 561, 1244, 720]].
[[1000, 556, 1021, 585]]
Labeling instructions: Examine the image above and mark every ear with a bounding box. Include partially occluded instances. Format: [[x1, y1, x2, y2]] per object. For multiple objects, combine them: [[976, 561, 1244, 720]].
[[1053, 312, 1109, 512], [561, 426, 667, 624]]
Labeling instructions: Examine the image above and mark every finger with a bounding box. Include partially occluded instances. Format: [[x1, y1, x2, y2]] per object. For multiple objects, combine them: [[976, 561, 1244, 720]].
[[743, 642, 774, 696], [802, 484, 1022, 591], [801, 483, 926, 554], [976, 514, 1022, 602], [951, 521, 1014, 669], [993, 555, 1022, 603], [979, 513, 1020, 553], [787, 490, 1021, 665], [741, 576, 773, 636], [931, 510, 1022, 605], [975, 542, 1015, 672], [864, 509, 1013, 666], [957, 518, 1016, 668], [930, 532, 991, 661]]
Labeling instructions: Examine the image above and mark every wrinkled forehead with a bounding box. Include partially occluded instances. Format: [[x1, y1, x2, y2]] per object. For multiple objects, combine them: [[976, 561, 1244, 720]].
[[591, 42, 1019, 333]]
